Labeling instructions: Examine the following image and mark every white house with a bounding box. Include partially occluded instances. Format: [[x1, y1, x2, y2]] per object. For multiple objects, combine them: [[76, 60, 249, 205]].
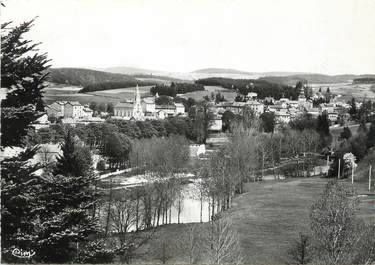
[[142, 97, 156, 114], [275, 109, 291, 124], [82, 106, 93, 118], [245, 92, 258, 101], [32, 114, 50, 130], [209, 118, 223, 131], [245, 100, 264, 115], [156, 105, 176, 118], [174, 103, 185, 115]]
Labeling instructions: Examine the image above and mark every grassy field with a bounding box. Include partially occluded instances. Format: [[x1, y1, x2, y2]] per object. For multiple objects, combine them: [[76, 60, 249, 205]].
[[44, 84, 236, 104], [43, 84, 152, 104], [135, 177, 375, 264], [311, 82, 375, 101], [179, 85, 237, 101], [43, 82, 374, 105]]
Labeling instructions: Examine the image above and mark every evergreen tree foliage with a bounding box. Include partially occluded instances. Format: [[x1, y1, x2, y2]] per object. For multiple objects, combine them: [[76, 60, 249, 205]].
[[54, 129, 93, 178], [1, 19, 50, 147], [348, 98, 358, 120], [358, 117, 368, 134], [37, 129, 98, 263], [1, 18, 50, 263], [1, 18, 99, 263], [316, 112, 330, 136], [1, 148, 42, 261], [340, 127, 352, 140]]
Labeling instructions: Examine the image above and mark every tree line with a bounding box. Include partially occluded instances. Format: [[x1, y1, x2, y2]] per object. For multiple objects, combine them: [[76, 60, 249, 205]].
[[195, 77, 300, 100], [150, 82, 205, 98], [79, 81, 155, 93]]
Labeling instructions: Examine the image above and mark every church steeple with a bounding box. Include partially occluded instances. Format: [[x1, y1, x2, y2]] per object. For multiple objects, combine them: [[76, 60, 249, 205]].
[[132, 83, 144, 120]]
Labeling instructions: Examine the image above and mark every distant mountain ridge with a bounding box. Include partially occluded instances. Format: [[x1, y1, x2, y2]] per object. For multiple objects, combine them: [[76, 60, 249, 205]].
[[105, 66, 158, 75], [49, 66, 375, 91], [192, 68, 255, 75], [260, 74, 375, 85]]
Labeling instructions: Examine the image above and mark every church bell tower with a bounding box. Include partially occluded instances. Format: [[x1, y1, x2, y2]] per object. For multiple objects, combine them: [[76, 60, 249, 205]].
[[132, 84, 144, 120]]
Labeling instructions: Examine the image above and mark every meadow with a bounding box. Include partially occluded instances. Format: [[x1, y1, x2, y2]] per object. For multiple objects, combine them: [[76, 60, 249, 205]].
[[135, 176, 375, 264], [178, 85, 237, 101], [311, 82, 375, 101], [43, 84, 235, 104], [43, 84, 152, 104]]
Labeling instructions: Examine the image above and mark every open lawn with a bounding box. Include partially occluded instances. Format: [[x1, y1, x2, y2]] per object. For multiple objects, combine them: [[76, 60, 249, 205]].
[[137, 177, 375, 264]]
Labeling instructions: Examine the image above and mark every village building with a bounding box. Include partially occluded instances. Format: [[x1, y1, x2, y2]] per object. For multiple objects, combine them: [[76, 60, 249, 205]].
[[141, 97, 156, 115], [213, 101, 264, 116], [45, 101, 66, 117], [156, 104, 176, 119], [64, 101, 85, 119], [274, 109, 291, 124], [209, 115, 223, 131], [113, 85, 145, 120], [174, 103, 185, 115], [245, 92, 258, 101], [113, 85, 186, 120], [32, 114, 50, 130]]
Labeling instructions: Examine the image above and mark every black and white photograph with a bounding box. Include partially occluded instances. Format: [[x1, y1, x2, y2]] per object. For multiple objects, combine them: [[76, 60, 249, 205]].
[[1, 0, 375, 264]]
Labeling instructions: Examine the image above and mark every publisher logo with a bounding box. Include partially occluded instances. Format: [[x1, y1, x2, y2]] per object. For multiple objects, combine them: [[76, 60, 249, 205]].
[[11, 248, 35, 259]]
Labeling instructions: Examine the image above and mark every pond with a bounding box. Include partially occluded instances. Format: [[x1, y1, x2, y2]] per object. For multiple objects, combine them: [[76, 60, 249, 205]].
[[101, 174, 210, 224]]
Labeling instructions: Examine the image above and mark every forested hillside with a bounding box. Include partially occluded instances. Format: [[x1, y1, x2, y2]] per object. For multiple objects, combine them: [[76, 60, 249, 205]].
[[79, 80, 156, 93], [48, 67, 138, 87]]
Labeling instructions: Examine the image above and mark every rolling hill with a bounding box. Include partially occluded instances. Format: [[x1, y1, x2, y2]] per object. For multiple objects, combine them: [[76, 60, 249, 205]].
[[105, 66, 157, 75], [192, 68, 255, 75], [48, 68, 138, 87]]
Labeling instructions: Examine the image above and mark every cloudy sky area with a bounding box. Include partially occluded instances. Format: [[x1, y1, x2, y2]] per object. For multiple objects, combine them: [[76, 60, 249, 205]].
[[2, 0, 375, 74]]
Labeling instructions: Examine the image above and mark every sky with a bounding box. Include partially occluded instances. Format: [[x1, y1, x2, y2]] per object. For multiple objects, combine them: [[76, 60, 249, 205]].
[[2, 0, 375, 74]]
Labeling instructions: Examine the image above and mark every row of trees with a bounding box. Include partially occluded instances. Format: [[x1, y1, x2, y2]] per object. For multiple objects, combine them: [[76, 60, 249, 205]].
[[79, 80, 155, 93], [348, 97, 375, 122], [195, 77, 300, 100], [329, 118, 375, 177], [150, 82, 204, 97], [89, 101, 114, 115]]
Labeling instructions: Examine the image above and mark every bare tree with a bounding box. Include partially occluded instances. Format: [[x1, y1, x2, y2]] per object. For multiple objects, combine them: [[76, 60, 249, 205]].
[[110, 193, 136, 246], [287, 233, 313, 265], [203, 217, 242, 264], [310, 181, 360, 265], [177, 224, 203, 264]]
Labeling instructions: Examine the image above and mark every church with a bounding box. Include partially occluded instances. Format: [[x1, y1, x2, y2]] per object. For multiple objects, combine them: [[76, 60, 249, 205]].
[[113, 84, 186, 121], [113, 84, 145, 120]]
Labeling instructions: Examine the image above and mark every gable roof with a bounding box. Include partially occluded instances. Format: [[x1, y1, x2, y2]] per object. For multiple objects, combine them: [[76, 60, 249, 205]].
[[65, 101, 82, 106]]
